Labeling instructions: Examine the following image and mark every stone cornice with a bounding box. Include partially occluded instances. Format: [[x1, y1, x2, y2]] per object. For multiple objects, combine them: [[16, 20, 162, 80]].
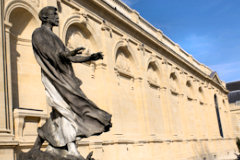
[[99, 0, 212, 72], [1, 137, 235, 147]]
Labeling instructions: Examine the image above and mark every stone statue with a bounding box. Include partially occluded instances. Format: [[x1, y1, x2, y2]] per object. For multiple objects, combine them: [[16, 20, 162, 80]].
[[21, 6, 112, 160]]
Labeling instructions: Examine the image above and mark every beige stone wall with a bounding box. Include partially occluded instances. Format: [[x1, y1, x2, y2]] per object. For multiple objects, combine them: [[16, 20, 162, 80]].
[[0, 0, 237, 159], [230, 102, 240, 138]]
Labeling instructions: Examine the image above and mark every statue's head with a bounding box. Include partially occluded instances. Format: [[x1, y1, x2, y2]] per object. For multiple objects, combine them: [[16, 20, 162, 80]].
[[39, 6, 59, 26]]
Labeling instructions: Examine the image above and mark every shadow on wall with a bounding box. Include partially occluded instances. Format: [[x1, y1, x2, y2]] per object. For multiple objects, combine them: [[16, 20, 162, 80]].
[[9, 7, 37, 108]]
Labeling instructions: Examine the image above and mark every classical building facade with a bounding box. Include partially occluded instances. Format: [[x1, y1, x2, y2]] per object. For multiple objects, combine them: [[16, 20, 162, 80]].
[[227, 81, 240, 138], [0, 0, 237, 159]]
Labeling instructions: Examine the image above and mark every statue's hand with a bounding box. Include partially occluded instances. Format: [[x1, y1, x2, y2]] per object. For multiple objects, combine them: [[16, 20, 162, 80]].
[[74, 47, 85, 55], [90, 52, 103, 61]]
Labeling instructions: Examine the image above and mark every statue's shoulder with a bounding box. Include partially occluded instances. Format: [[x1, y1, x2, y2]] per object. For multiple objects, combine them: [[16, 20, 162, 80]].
[[32, 27, 43, 40], [32, 27, 51, 43], [32, 27, 43, 36]]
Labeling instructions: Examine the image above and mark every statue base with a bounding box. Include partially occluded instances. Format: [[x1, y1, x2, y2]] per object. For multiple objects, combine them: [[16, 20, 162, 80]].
[[19, 149, 94, 160]]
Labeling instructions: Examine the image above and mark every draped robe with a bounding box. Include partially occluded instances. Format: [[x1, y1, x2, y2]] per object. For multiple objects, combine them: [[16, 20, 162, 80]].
[[32, 26, 112, 147]]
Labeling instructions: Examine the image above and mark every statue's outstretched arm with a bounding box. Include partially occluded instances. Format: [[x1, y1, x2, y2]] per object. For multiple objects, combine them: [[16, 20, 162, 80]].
[[68, 55, 92, 63], [68, 52, 103, 63], [65, 47, 85, 57]]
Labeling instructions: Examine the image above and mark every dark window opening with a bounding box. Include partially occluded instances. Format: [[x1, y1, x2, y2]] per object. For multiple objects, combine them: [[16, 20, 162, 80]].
[[214, 94, 224, 138]]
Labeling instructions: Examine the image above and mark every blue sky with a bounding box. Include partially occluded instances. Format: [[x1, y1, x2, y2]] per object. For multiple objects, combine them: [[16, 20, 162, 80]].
[[121, 0, 240, 83]]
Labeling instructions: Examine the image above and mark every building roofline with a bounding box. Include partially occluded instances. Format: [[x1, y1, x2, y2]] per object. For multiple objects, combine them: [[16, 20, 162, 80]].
[[68, 0, 228, 93]]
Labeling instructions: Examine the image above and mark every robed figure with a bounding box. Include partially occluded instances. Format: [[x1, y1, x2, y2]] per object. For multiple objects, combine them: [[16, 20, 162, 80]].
[[31, 6, 112, 158]]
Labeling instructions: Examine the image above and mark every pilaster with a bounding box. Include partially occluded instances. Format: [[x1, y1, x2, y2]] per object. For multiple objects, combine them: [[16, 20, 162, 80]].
[[4, 21, 14, 135], [0, 0, 13, 136], [97, 20, 113, 113], [0, 0, 6, 132]]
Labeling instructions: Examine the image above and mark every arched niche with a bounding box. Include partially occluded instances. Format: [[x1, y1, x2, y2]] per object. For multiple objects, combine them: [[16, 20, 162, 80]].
[[9, 8, 37, 39], [7, 6, 45, 110], [186, 80, 194, 99], [169, 71, 180, 94], [65, 22, 97, 54], [197, 85, 208, 137], [185, 79, 197, 137], [62, 15, 99, 54], [115, 46, 135, 76], [169, 70, 183, 137], [147, 61, 161, 87], [145, 61, 164, 136], [222, 98, 226, 108], [64, 20, 99, 103], [113, 40, 139, 77], [198, 86, 205, 104], [4, 1, 38, 23], [111, 42, 142, 136]]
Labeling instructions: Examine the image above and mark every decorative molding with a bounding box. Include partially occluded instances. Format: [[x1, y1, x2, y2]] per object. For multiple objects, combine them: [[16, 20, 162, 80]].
[[187, 96, 197, 102], [170, 89, 180, 96], [62, 13, 94, 42], [0, 129, 11, 134], [4, 0, 39, 23], [137, 43, 144, 51], [61, 0, 80, 11], [114, 67, 134, 79], [13, 109, 48, 141], [147, 80, 160, 89], [29, 0, 40, 7], [101, 20, 113, 37], [95, 62, 107, 70]]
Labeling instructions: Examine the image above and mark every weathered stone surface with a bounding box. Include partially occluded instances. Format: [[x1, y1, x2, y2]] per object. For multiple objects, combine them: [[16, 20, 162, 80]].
[[0, 0, 238, 159]]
